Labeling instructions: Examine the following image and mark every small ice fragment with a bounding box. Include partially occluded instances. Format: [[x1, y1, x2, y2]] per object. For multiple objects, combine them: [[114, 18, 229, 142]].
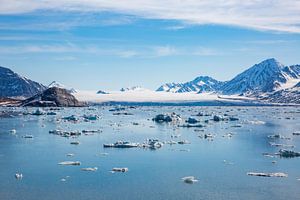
[[112, 168, 128, 173], [246, 120, 265, 125], [293, 131, 300, 136], [179, 149, 190, 152], [223, 160, 234, 165], [247, 172, 288, 178], [181, 176, 198, 184], [58, 161, 81, 166], [81, 167, 98, 172], [15, 173, 23, 180], [222, 133, 233, 138], [178, 140, 190, 144], [279, 149, 300, 158], [262, 153, 275, 158], [23, 135, 34, 139], [60, 176, 70, 182], [98, 153, 109, 156], [70, 141, 80, 145]]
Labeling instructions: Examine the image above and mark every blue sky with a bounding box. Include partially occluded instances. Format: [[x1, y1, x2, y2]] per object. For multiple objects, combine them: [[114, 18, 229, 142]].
[[0, 1, 300, 91]]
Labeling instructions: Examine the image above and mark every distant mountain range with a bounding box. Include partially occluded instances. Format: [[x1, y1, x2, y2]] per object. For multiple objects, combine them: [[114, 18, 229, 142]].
[[157, 76, 224, 93], [0, 66, 46, 98], [157, 58, 300, 102], [1, 58, 299, 104]]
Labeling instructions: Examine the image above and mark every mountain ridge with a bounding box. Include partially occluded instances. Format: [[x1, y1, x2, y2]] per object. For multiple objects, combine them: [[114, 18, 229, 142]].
[[156, 58, 300, 100], [0, 66, 46, 98], [157, 76, 224, 93], [1, 58, 300, 104]]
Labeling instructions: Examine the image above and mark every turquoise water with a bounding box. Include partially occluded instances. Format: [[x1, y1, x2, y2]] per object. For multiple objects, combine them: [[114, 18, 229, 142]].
[[0, 106, 300, 200]]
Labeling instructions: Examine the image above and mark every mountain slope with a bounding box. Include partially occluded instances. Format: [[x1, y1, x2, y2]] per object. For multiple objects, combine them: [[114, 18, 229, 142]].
[[263, 81, 300, 104], [0, 66, 46, 98], [22, 87, 85, 107], [157, 76, 224, 93], [221, 58, 300, 96], [156, 83, 184, 93]]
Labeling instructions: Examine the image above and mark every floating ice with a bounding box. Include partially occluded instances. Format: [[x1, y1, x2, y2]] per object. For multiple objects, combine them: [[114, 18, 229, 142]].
[[181, 176, 198, 184], [15, 173, 23, 180], [70, 141, 80, 145], [247, 172, 288, 178], [58, 161, 81, 166], [81, 167, 98, 172], [112, 168, 128, 173], [279, 149, 300, 158]]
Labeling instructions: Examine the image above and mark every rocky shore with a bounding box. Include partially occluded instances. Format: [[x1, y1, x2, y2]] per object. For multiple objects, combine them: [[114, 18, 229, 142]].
[[21, 87, 86, 107]]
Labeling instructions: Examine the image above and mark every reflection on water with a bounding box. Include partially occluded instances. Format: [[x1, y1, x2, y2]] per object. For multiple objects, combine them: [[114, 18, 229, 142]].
[[0, 106, 300, 200]]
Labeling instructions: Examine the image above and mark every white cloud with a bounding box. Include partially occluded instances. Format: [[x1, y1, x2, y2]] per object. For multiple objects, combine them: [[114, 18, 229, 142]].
[[0, 0, 300, 33], [192, 48, 220, 56], [54, 56, 77, 61], [0, 43, 219, 58], [116, 50, 139, 58], [243, 40, 291, 44], [153, 46, 178, 57]]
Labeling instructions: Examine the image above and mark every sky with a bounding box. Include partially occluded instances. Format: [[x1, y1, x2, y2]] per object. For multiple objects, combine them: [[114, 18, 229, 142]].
[[0, 0, 300, 91]]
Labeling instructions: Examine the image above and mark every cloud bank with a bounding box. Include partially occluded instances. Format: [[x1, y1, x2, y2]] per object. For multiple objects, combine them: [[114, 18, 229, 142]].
[[0, 0, 300, 33]]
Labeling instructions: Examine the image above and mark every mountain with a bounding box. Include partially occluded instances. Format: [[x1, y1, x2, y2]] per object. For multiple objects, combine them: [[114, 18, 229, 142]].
[[157, 76, 224, 93], [22, 87, 85, 107], [263, 81, 300, 104], [220, 58, 300, 96], [48, 81, 77, 93], [0, 66, 46, 98], [156, 83, 184, 93], [97, 90, 109, 94], [120, 86, 149, 92]]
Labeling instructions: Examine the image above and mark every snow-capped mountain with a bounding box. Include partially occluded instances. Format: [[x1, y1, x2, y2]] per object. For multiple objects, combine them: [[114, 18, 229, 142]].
[[263, 81, 300, 104], [0, 66, 46, 98], [157, 76, 224, 93], [120, 86, 149, 92], [156, 83, 184, 93], [48, 81, 77, 93], [220, 58, 300, 96], [1, 58, 299, 104]]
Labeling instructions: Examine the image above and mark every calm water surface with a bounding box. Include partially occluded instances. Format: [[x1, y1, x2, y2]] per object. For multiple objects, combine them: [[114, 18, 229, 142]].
[[0, 106, 300, 200]]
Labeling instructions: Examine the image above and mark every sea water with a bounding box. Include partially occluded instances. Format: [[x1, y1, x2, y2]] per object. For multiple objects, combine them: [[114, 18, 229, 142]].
[[0, 106, 299, 200]]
